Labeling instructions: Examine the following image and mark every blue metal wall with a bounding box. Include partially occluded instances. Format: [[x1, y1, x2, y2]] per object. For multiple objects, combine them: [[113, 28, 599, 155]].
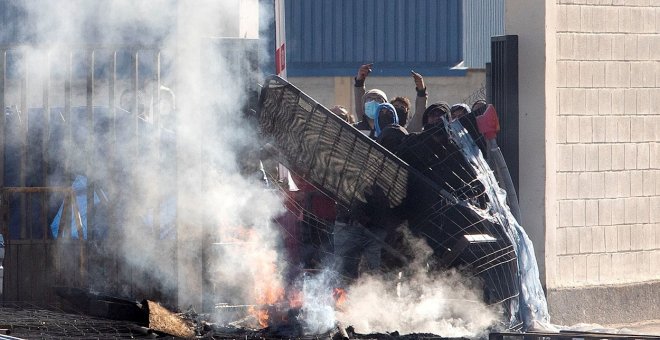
[[284, 0, 465, 77], [462, 0, 505, 69]]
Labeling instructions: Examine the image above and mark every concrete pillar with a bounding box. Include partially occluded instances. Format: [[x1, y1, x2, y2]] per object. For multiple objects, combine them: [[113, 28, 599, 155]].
[[333, 76, 354, 120], [504, 0, 557, 288]]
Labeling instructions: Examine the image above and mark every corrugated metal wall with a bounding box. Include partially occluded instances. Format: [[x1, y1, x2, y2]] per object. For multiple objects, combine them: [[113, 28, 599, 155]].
[[462, 0, 504, 69], [285, 0, 464, 77]]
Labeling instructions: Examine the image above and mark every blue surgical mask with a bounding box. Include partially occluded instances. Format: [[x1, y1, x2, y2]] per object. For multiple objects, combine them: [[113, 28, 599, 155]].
[[364, 100, 379, 120]]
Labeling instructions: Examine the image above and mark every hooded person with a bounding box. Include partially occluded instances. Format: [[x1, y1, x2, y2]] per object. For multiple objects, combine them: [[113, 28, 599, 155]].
[[374, 102, 399, 138], [391, 100, 488, 215], [374, 102, 411, 153], [449, 103, 471, 121], [450, 102, 487, 156], [466, 100, 489, 156], [335, 100, 402, 286], [353, 88, 388, 138], [421, 101, 451, 131], [375, 101, 453, 172]]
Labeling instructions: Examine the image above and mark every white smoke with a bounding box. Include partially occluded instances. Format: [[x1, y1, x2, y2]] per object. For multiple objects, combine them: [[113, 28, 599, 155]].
[[6, 1, 502, 336], [6, 0, 288, 314], [297, 269, 340, 334], [336, 232, 500, 338], [338, 269, 499, 338], [294, 231, 499, 337]]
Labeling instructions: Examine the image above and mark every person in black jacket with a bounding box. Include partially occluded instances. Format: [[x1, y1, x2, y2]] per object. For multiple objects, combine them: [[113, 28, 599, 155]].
[[333, 102, 404, 284], [450, 102, 488, 157]]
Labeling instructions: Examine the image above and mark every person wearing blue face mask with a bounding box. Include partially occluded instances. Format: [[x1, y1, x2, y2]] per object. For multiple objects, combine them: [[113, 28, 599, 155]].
[[354, 64, 428, 135], [354, 89, 388, 139], [353, 64, 388, 139]]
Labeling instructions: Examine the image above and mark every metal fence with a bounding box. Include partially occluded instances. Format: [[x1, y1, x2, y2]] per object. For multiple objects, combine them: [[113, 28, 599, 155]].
[[0, 45, 177, 307]]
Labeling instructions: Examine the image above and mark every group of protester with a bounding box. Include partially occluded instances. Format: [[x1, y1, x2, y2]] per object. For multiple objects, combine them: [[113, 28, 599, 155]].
[[281, 63, 494, 287]]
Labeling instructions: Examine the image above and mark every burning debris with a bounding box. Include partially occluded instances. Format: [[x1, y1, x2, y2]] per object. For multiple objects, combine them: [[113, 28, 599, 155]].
[[55, 287, 195, 338], [145, 300, 196, 338], [50, 285, 467, 339]]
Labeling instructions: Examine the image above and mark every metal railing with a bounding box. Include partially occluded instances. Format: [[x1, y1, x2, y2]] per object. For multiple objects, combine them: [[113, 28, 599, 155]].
[[0, 45, 172, 306]]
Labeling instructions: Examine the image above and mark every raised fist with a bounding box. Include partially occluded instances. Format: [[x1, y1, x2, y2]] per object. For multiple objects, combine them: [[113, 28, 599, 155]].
[[356, 63, 373, 81]]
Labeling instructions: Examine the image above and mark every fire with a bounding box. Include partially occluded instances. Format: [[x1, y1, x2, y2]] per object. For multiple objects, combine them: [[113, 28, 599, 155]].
[[232, 222, 349, 329], [249, 251, 285, 328], [250, 307, 271, 328], [249, 285, 285, 328], [251, 279, 285, 327], [333, 288, 348, 308]]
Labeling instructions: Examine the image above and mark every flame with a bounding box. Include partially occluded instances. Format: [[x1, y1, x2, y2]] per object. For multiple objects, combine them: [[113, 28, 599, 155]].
[[249, 250, 285, 328], [251, 284, 285, 327], [248, 306, 271, 328], [333, 288, 348, 308]]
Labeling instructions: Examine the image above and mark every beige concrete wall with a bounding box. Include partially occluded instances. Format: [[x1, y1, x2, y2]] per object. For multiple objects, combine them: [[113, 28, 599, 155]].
[[506, 0, 660, 325], [509, 0, 660, 291], [288, 70, 486, 122], [552, 0, 660, 289]]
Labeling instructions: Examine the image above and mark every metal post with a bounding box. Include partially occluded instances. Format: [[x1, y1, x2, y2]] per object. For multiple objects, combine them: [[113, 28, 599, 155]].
[[19, 51, 28, 240], [42, 51, 51, 240], [152, 51, 161, 237], [86, 50, 95, 241], [109, 51, 117, 160], [64, 52, 72, 179], [0, 50, 5, 302], [132, 50, 139, 153], [0, 50, 5, 191]]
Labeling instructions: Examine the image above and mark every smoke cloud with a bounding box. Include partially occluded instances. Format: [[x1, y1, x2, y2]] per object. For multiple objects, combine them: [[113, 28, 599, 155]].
[[6, 0, 286, 314], [338, 269, 499, 337], [335, 231, 500, 338]]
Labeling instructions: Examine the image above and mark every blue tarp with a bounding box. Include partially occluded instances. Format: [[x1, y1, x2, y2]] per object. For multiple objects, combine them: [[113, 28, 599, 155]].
[[48, 174, 177, 240], [49, 175, 100, 239], [448, 119, 550, 329]]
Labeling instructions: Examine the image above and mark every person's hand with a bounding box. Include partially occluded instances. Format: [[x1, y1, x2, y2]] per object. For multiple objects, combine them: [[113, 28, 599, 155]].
[[411, 70, 425, 90], [356, 63, 373, 81]]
